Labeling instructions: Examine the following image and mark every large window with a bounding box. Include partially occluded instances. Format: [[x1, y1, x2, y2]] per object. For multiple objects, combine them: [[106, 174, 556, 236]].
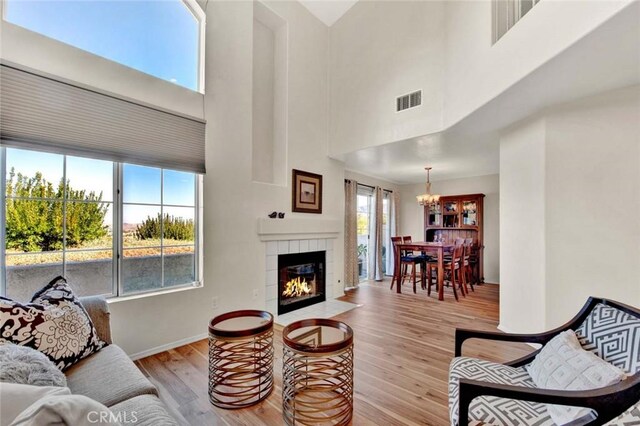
[[3, 0, 204, 92], [1, 148, 200, 301]]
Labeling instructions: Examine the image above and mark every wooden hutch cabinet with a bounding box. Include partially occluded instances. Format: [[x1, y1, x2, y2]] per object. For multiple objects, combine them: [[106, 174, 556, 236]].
[[424, 193, 485, 282]]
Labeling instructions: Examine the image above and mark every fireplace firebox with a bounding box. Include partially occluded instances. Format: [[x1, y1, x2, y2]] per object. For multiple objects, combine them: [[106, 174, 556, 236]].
[[278, 251, 326, 315]]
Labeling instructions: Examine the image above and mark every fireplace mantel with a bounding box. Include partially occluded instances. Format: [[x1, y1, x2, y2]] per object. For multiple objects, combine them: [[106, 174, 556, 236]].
[[257, 217, 341, 242]]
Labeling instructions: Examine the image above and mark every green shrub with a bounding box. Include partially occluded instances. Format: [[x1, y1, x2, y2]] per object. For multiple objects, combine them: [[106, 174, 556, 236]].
[[135, 214, 194, 241], [5, 169, 109, 252]]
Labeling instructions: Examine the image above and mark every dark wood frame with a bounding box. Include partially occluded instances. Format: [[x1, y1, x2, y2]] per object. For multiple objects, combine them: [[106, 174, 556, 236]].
[[425, 193, 485, 282], [454, 297, 640, 426], [292, 169, 323, 214]]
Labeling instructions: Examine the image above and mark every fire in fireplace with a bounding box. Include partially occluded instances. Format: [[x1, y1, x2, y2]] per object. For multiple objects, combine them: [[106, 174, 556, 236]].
[[278, 251, 326, 315]]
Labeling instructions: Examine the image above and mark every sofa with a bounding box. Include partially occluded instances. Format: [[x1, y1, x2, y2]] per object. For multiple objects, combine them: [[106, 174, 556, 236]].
[[66, 296, 180, 425]]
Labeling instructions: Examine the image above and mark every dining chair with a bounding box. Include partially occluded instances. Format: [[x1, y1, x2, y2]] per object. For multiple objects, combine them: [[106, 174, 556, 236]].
[[462, 239, 475, 294], [390, 236, 425, 293], [427, 244, 465, 301]]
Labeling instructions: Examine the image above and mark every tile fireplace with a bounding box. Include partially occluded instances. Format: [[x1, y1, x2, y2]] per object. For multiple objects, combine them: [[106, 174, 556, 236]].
[[278, 250, 326, 315]]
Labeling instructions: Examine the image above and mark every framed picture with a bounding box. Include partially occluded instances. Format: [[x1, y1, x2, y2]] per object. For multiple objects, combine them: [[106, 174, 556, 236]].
[[292, 169, 322, 214]]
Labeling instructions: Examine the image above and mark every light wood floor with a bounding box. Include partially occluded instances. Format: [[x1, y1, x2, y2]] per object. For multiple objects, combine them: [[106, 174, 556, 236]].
[[135, 280, 533, 426]]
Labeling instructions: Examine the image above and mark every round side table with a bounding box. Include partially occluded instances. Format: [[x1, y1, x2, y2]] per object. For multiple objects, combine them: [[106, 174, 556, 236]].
[[282, 318, 354, 426], [208, 310, 274, 409]]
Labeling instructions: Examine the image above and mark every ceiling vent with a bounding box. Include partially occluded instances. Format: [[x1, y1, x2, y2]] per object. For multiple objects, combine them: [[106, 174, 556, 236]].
[[396, 90, 422, 112]]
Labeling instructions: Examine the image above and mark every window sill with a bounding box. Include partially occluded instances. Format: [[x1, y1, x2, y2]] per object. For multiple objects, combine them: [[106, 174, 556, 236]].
[[107, 281, 203, 304]]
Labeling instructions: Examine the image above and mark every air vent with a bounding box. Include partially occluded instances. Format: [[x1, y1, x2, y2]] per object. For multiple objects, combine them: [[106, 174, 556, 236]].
[[396, 90, 422, 112]]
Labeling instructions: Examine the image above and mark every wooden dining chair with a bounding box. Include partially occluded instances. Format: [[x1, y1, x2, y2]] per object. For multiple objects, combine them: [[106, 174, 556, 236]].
[[427, 244, 465, 301], [390, 236, 425, 293], [462, 239, 475, 294]]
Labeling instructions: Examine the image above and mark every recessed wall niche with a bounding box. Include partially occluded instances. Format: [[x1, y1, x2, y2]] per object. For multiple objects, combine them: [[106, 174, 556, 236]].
[[252, 2, 287, 185]]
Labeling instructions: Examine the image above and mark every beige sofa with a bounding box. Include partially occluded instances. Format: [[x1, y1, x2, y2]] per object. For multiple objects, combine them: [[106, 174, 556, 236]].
[[66, 296, 180, 425]]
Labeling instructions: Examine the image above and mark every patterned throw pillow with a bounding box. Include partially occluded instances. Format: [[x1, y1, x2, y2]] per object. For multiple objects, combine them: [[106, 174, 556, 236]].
[[576, 303, 640, 375], [0, 276, 107, 371], [526, 329, 625, 425]]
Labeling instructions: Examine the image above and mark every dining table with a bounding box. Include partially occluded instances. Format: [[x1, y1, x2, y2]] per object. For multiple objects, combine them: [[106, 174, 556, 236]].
[[393, 241, 454, 301]]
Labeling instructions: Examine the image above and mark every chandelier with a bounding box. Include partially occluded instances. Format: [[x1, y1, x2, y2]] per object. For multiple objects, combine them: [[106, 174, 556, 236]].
[[416, 167, 440, 206]]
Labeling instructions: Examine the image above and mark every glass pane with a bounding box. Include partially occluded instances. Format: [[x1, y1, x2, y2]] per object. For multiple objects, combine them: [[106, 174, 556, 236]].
[[123, 205, 161, 248], [66, 156, 113, 202], [444, 202, 458, 213], [163, 170, 195, 206], [5, 200, 64, 253], [5, 0, 199, 91], [65, 250, 113, 296], [164, 246, 195, 287], [163, 207, 195, 246], [66, 203, 113, 250], [6, 149, 63, 199], [123, 164, 161, 204], [122, 248, 162, 294], [463, 201, 478, 226], [5, 253, 63, 302], [356, 194, 370, 279]]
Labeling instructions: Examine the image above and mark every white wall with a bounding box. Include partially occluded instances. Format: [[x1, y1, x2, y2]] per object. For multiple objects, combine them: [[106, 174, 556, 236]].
[[327, 0, 635, 159], [499, 118, 547, 332], [1, 0, 345, 357], [328, 0, 445, 157], [444, 0, 634, 128], [399, 174, 500, 284], [499, 87, 640, 333], [544, 87, 640, 327], [252, 18, 276, 183]]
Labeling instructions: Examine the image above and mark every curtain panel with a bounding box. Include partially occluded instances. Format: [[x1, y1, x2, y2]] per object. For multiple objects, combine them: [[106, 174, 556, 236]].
[[369, 186, 384, 281], [344, 179, 359, 287]]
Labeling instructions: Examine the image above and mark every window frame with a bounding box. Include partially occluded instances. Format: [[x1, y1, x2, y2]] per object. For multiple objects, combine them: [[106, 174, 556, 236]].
[[0, 146, 202, 299], [0, 0, 206, 94]]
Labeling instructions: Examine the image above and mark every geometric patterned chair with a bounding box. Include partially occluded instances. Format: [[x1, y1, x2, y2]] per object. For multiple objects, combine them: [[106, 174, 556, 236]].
[[450, 297, 640, 426]]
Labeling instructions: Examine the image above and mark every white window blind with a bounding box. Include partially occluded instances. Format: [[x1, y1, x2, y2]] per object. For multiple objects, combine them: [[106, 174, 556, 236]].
[[0, 63, 206, 174]]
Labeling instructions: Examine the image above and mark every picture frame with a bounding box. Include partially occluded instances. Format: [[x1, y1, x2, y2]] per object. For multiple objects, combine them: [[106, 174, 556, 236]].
[[292, 169, 322, 214]]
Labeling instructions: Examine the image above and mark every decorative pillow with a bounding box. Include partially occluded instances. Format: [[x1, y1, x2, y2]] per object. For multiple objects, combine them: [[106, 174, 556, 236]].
[[0, 343, 67, 387], [526, 330, 626, 425], [0, 276, 106, 371], [13, 394, 120, 426], [576, 303, 640, 375], [0, 382, 71, 425]]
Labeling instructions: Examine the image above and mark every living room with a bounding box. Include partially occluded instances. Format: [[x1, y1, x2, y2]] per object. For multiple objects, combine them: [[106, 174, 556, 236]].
[[0, 0, 638, 425]]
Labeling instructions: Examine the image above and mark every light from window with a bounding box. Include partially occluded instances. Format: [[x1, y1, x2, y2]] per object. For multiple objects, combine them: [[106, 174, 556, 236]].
[[2, 148, 199, 300], [122, 165, 196, 295], [4, 0, 201, 91], [493, 0, 541, 43]]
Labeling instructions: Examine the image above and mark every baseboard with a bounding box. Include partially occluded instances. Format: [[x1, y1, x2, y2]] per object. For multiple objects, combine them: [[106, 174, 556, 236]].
[[128, 332, 208, 361]]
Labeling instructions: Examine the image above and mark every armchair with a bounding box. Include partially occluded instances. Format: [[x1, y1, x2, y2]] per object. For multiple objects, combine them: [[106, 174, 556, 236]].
[[451, 297, 640, 426]]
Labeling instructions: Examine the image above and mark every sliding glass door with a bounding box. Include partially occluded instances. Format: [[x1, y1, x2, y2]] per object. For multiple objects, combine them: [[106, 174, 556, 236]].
[[356, 185, 392, 281], [356, 187, 372, 280]]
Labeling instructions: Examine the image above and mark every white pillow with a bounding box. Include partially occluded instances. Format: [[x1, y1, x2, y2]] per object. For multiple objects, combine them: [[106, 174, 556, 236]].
[[0, 382, 70, 426], [526, 330, 626, 425], [11, 394, 120, 426], [0, 382, 118, 426]]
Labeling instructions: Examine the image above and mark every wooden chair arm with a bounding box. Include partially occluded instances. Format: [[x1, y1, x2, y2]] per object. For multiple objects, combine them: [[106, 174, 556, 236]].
[[454, 328, 553, 357], [458, 375, 640, 426]]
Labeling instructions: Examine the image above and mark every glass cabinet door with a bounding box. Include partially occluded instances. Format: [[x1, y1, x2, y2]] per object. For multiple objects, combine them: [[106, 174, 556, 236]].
[[462, 201, 478, 226], [427, 202, 441, 226]]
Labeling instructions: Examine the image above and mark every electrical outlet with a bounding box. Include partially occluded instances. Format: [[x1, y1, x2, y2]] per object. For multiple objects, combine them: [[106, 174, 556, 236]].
[[252, 289, 259, 300], [212, 296, 219, 310]]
